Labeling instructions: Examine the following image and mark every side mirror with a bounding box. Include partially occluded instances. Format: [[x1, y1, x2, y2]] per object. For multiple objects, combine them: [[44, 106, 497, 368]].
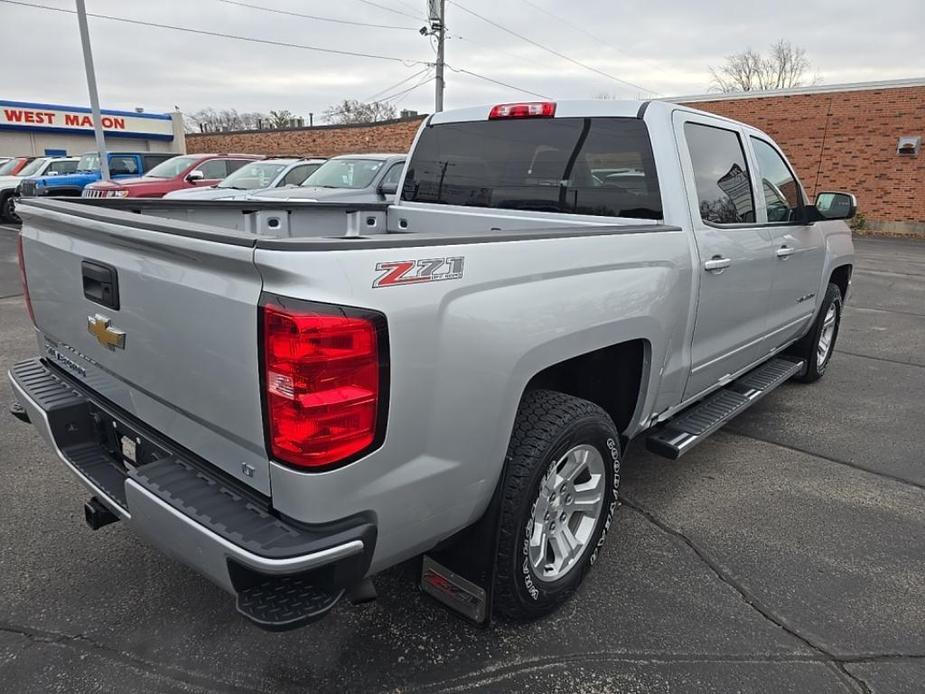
[[186, 170, 205, 183], [812, 191, 857, 220], [378, 180, 398, 196]]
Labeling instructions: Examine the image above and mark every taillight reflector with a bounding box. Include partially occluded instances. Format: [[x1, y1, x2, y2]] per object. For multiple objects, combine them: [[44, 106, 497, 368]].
[[488, 102, 556, 120], [16, 233, 35, 323], [261, 299, 387, 470]]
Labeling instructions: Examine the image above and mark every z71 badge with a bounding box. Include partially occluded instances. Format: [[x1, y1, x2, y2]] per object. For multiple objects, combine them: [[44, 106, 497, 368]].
[[373, 256, 465, 288]]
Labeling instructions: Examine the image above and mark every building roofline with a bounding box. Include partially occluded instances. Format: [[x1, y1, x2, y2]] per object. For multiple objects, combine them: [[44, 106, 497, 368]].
[[668, 76, 925, 103], [186, 114, 427, 138]]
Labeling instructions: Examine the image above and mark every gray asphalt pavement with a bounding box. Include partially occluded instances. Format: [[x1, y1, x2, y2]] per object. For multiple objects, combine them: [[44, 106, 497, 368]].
[[1, 230, 923, 693]]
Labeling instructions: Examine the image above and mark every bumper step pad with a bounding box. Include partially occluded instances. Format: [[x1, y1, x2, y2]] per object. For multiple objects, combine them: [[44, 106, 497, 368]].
[[236, 575, 344, 631], [647, 357, 803, 459]]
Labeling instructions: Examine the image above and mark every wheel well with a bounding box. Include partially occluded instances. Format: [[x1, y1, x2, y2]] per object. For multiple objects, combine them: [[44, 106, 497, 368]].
[[524, 340, 646, 434], [829, 265, 852, 299]]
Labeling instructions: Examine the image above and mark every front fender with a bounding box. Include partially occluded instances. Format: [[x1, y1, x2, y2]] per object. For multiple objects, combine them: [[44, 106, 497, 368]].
[[816, 220, 855, 312]]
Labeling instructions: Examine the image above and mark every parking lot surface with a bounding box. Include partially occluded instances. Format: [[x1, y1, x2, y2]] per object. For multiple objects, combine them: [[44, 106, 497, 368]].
[[1, 229, 923, 693]]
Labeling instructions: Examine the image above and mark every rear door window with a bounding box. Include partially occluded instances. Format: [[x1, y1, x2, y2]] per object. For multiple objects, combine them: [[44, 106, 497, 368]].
[[225, 159, 251, 174], [109, 155, 139, 176], [198, 159, 229, 179], [402, 117, 662, 219], [684, 123, 755, 224], [47, 160, 78, 175], [142, 154, 173, 172], [281, 163, 319, 186]]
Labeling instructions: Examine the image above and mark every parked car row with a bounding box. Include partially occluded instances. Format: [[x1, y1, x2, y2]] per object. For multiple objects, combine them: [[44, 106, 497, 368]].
[[0, 155, 79, 222], [0, 149, 407, 223]]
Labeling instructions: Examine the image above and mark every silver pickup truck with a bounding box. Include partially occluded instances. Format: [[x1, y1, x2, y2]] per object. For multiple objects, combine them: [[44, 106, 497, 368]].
[[9, 100, 855, 630]]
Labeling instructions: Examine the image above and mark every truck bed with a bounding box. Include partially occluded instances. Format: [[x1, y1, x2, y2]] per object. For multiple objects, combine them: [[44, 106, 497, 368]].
[[22, 197, 674, 250]]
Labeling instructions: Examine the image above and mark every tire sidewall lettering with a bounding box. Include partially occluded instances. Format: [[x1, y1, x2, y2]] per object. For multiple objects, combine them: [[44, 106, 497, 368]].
[[520, 430, 620, 600]]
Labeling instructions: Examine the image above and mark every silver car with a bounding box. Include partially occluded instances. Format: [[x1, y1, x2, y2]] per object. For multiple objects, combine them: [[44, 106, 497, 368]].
[[250, 153, 406, 203], [163, 158, 326, 201]]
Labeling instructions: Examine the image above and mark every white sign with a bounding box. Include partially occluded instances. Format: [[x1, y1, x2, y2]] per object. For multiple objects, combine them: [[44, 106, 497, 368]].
[[0, 100, 174, 140]]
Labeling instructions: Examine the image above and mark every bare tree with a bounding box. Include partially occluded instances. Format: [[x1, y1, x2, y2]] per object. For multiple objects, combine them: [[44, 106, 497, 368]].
[[709, 40, 819, 93], [323, 99, 397, 125], [184, 108, 269, 133], [268, 110, 294, 128]]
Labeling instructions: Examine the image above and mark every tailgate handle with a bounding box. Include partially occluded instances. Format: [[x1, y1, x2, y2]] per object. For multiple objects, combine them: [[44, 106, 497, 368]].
[[82, 260, 120, 310]]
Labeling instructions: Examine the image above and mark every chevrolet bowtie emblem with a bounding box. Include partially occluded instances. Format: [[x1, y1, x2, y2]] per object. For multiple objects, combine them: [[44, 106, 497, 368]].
[[87, 314, 126, 350]]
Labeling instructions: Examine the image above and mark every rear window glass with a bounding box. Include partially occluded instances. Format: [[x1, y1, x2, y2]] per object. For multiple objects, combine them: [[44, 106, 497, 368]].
[[402, 117, 662, 220]]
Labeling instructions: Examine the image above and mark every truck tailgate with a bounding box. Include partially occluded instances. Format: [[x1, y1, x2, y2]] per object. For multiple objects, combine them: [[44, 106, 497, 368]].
[[18, 202, 272, 495]]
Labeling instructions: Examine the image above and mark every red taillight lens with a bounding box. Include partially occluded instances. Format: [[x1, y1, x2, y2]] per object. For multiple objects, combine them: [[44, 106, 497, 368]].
[[16, 233, 35, 323], [488, 102, 556, 119], [262, 300, 386, 470]]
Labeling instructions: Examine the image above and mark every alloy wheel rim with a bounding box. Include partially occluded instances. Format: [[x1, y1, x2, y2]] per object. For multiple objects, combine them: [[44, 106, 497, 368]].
[[528, 444, 606, 583], [817, 303, 838, 365]]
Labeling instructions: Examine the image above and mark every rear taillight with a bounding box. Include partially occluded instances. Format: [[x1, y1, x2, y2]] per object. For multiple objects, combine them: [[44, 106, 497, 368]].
[[488, 102, 556, 119], [261, 297, 388, 470], [16, 233, 34, 323]]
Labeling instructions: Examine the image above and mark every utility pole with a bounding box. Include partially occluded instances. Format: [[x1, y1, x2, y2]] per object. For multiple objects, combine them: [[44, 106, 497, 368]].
[[423, 0, 446, 112], [434, 0, 446, 112], [75, 0, 110, 181]]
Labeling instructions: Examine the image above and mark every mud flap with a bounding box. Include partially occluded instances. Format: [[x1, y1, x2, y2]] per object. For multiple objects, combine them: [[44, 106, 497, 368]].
[[419, 475, 505, 625]]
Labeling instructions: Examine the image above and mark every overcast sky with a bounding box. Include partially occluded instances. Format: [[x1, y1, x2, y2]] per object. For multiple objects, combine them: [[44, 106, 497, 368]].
[[1, 0, 923, 121]]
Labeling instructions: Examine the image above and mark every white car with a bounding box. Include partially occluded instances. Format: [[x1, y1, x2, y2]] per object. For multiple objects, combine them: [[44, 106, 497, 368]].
[[163, 158, 325, 200], [1, 156, 79, 222]]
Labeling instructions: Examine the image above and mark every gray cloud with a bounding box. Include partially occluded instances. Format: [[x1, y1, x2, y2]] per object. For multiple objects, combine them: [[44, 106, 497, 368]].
[[1, 0, 922, 119]]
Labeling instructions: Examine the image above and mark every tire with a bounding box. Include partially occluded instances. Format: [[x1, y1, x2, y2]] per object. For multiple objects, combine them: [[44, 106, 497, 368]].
[[0, 193, 16, 223], [788, 283, 843, 383], [493, 389, 621, 620]]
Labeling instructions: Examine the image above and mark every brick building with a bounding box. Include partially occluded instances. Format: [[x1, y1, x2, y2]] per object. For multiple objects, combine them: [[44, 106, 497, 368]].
[[187, 78, 924, 232], [186, 115, 424, 160]]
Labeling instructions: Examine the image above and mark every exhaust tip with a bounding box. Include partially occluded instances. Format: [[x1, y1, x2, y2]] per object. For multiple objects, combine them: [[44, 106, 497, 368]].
[[84, 497, 119, 530]]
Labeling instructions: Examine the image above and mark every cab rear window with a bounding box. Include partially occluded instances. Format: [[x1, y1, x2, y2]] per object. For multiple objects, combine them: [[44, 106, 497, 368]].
[[401, 117, 662, 220]]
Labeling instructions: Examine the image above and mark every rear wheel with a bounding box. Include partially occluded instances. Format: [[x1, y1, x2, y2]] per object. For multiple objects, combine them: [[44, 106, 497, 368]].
[[493, 389, 621, 620], [0, 193, 16, 223], [788, 283, 842, 383]]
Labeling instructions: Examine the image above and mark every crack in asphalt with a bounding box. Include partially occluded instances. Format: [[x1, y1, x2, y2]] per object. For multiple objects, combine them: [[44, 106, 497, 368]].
[[619, 498, 872, 694], [846, 304, 925, 319], [835, 348, 925, 370], [406, 653, 853, 693], [0, 621, 268, 694], [725, 429, 925, 492]]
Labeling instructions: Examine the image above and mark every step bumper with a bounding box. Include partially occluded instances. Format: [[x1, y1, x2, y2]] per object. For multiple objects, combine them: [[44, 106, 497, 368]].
[[9, 358, 376, 629]]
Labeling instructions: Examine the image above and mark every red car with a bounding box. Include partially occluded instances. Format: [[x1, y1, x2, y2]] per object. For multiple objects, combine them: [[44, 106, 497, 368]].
[[0, 156, 36, 176], [82, 153, 263, 198]]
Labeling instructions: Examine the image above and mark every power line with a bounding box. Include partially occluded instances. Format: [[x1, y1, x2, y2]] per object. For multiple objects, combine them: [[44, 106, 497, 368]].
[[364, 66, 432, 102], [518, 0, 611, 48], [378, 72, 436, 104], [518, 0, 666, 91], [216, 0, 419, 31], [0, 0, 428, 65], [352, 0, 421, 21], [446, 64, 552, 99], [447, 1, 658, 95], [392, 0, 426, 19]]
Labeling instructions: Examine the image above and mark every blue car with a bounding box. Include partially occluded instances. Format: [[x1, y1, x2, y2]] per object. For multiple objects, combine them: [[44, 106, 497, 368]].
[[17, 151, 175, 198]]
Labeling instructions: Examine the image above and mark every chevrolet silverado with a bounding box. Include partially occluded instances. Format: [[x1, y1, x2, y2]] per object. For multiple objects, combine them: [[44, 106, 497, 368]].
[[9, 99, 855, 630]]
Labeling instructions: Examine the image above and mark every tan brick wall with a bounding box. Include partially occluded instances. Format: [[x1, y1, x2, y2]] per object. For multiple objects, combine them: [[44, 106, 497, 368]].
[[681, 86, 925, 223], [186, 116, 424, 158]]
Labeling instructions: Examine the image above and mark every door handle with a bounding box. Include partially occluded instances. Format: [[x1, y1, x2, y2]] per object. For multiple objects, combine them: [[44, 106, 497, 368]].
[[776, 245, 795, 260], [703, 256, 732, 273]]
